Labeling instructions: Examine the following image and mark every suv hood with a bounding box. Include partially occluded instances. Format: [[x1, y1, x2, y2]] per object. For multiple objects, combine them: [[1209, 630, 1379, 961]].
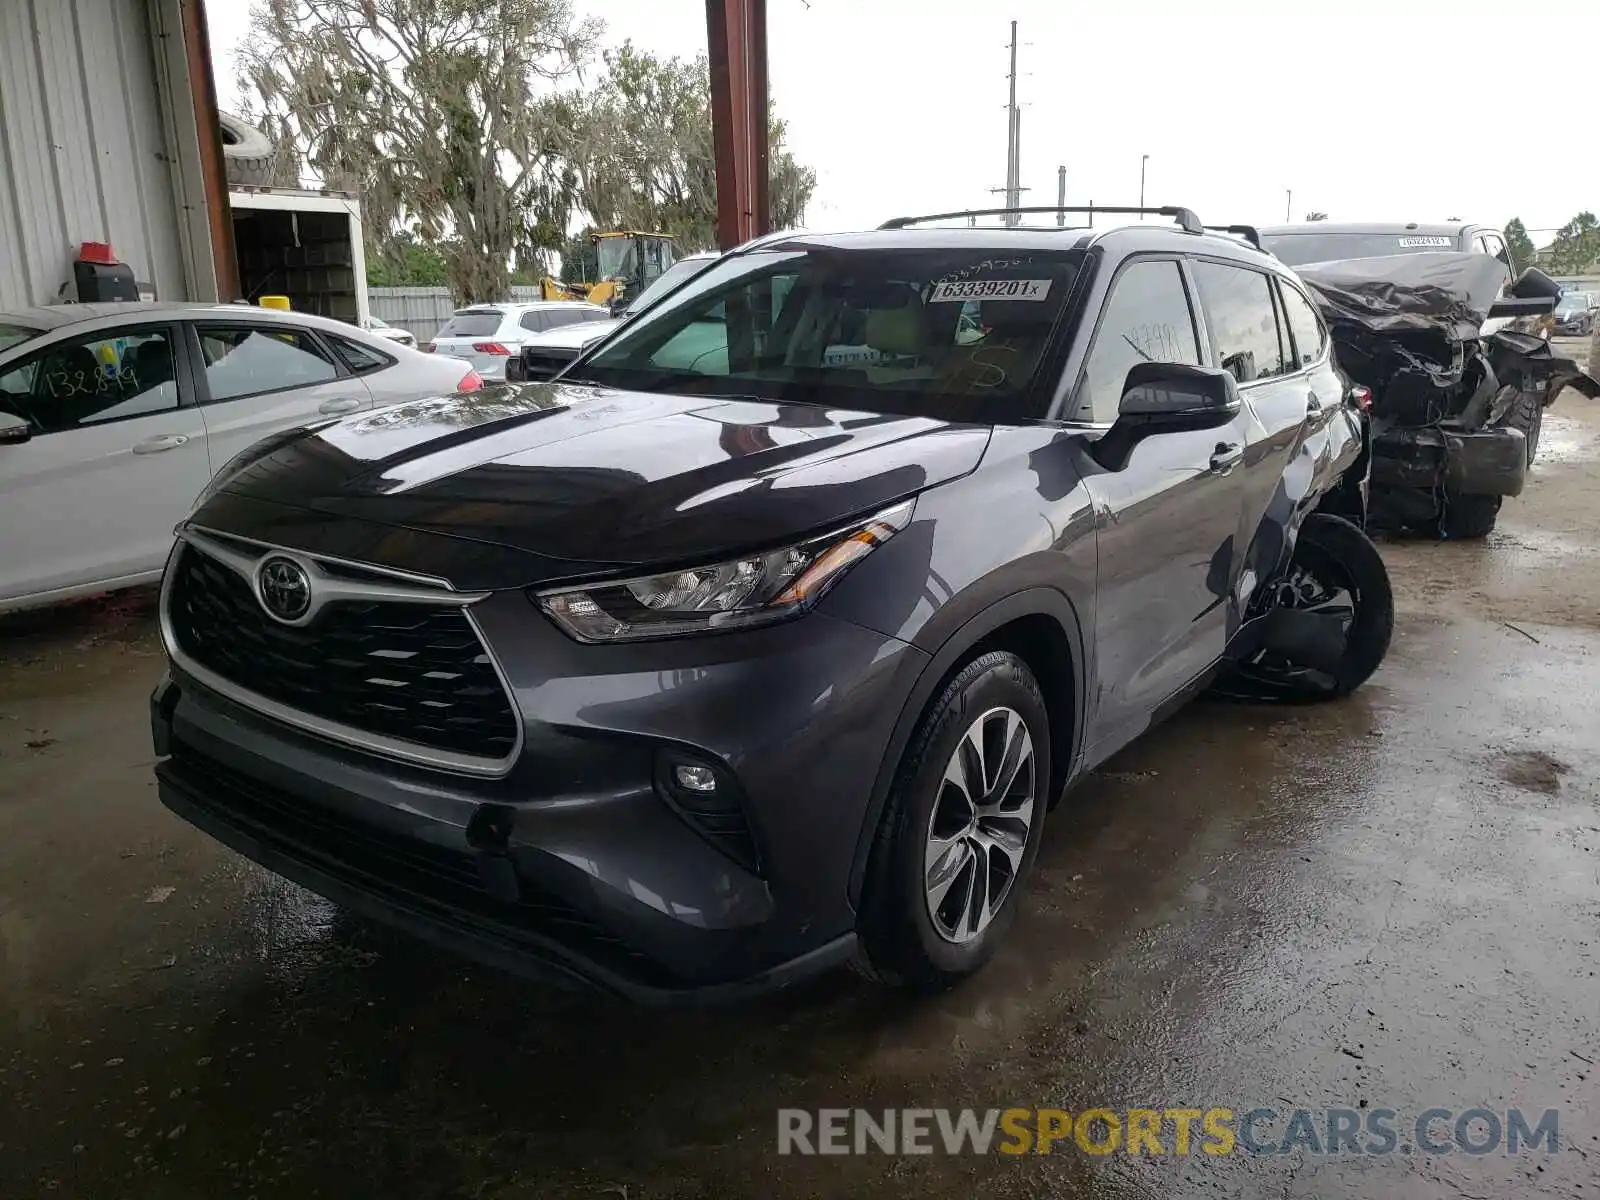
[[523, 319, 616, 351], [1296, 251, 1512, 341], [196, 382, 989, 582]]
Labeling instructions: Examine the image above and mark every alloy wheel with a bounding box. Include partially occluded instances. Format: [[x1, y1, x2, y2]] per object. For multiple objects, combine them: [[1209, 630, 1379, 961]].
[[923, 706, 1036, 944]]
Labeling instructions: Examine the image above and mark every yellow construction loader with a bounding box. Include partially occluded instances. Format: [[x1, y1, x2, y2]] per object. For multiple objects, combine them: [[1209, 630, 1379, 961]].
[[540, 231, 678, 311]]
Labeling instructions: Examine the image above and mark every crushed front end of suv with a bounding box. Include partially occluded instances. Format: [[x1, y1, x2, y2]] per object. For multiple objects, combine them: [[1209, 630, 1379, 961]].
[[1296, 253, 1600, 538], [152, 211, 1393, 1001]]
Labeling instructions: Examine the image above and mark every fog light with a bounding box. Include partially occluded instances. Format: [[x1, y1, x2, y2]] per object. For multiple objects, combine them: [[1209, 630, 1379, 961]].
[[673, 763, 718, 793]]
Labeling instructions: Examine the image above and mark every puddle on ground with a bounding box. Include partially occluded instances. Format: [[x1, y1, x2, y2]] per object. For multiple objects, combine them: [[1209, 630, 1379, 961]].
[[1536, 404, 1600, 467], [1492, 747, 1571, 795]]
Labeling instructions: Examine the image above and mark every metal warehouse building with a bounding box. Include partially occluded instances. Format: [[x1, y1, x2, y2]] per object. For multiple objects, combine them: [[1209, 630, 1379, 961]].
[[0, 0, 234, 311]]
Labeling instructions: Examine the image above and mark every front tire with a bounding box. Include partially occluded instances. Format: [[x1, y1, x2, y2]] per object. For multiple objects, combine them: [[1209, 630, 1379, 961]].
[[1217, 513, 1393, 702], [855, 652, 1050, 991]]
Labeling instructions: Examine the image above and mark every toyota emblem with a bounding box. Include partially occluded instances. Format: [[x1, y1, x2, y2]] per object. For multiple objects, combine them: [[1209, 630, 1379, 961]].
[[257, 556, 312, 622]]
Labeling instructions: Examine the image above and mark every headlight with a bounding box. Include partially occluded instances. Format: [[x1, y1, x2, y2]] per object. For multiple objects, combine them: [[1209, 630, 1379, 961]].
[[535, 499, 915, 642]]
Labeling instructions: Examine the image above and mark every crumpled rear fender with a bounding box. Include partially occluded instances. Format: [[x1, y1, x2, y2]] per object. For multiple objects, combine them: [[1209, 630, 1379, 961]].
[[1485, 330, 1600, 408]]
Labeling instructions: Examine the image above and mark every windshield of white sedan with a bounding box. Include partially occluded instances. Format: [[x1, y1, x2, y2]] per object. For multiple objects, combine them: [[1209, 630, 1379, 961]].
[[0, 322, 42, 354], [570, 247, 1080, 420]]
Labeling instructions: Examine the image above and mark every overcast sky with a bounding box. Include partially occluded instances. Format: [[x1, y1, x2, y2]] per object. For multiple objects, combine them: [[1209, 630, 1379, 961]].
[[208, 0, 1599, 240]]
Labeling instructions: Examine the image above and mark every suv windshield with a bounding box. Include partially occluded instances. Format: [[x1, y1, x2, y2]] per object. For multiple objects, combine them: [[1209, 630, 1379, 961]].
[[0, 322, 43, 354], [570, 246, 1081, 422], [1556, 293, 1589, 314], [1262, 231, 1459, 265]]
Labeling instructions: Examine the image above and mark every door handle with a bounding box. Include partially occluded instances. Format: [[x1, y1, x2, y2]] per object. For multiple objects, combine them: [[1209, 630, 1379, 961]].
[[1209, 442, 1244, 473], [131, 434, 189, 454], [319, 397, 362, 415]]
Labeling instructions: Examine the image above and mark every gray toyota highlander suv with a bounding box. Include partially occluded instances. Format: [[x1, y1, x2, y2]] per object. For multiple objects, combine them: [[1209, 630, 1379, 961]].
[[152, 207, 1390, 1002]]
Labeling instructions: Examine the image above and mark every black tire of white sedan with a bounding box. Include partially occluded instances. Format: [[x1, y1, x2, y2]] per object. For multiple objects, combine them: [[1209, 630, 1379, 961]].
[[1216, 513, 1393, 702], [855, 651, 1050, 991]]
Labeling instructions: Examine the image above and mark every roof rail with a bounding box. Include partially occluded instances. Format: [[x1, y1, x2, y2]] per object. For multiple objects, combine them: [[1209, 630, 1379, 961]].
[[1203, 224, 1264, 250], [878, 205, 1204, 234]]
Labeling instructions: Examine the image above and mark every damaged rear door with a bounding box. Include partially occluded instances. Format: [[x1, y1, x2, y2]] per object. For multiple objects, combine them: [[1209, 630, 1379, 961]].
[[1189, 260, 1342, 621]]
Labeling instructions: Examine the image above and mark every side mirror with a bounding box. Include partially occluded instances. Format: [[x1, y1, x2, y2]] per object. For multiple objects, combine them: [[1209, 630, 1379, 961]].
[[1091, 362, 1240, 472], [0, 412, 31, 445], [1508, 266, 1563, 302], [1489, 296, 1556, 319]]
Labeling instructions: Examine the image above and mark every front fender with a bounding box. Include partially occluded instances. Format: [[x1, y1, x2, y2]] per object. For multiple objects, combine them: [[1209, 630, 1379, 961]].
[[843, 586, 1089, 908]]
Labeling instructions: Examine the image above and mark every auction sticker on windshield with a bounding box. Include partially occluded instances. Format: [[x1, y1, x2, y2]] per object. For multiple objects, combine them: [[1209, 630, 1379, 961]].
[[1397, 236, 1452, 247], [929, 279, 1052, 302]]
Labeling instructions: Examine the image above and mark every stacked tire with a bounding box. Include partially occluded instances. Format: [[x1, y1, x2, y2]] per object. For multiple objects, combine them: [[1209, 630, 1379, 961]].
[[218, 113, 275, 187]]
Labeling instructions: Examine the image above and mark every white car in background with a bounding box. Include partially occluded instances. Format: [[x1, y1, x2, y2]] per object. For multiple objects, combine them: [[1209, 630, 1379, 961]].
[[426, 301, 610, 380], [0, 302, 483, 614], [507, 252, 723, 382], [360, 314, 417, 347]]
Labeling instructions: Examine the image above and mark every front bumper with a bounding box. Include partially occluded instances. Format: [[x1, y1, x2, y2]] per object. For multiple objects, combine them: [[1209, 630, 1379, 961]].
[[152, 591, 926, 1002], [1370, 423, 1527, 497]]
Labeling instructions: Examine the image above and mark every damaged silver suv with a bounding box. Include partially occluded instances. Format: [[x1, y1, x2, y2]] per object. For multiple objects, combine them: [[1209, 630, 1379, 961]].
[[1258, 221, 1600, 538]]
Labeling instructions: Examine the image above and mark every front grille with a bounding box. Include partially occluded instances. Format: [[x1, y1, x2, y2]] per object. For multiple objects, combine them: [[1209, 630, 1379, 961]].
[[168, 544, 518, 763], [167, 744, 664, 979], [518, 345, 579, 381]]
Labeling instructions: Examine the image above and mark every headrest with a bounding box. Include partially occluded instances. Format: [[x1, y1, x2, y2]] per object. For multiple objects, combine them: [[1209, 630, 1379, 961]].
[[865, 305, 924, 356]]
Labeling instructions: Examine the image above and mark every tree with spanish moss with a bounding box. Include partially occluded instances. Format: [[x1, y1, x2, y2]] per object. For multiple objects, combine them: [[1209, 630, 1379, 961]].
[[236, 0, 600, 302], [571, 42, 816, 252]]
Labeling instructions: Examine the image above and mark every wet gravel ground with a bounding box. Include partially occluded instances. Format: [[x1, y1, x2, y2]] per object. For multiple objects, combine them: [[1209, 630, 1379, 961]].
[[3, 376, 1598, 1198]]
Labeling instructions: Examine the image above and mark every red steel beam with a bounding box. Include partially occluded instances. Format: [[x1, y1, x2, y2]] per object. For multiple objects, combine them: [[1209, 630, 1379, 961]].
[[181, 0, 238, 299], [706, 0, 770, 250]]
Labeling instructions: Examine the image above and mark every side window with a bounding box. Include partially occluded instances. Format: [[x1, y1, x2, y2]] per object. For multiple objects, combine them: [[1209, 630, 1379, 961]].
[[1480, 233, 1513, 278], [544, 309, 598, 331], [196, 326, 340, 402], [0, 327, 179, 434], [1193, 261, 1289, 383], [327, 335, 391, 375], [1278, 282, 1327, 368], [518, 311, 546, 334], [1075, 259, 1200, 423], [647, 303, 734, 375], [636, 274, 800, 377]]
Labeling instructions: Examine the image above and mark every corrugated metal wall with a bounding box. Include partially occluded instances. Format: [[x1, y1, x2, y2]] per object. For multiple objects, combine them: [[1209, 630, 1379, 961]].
[[371, 286, 553, 342], [0, 0, 187, 309]]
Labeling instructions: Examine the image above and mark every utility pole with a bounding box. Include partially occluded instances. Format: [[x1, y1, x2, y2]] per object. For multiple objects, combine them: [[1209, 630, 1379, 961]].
[[1004, 21, 1020, 226], [1139, 154, 1149, 211], [1057, 164, 1066, 225], [1285, 189, 1292, 222]]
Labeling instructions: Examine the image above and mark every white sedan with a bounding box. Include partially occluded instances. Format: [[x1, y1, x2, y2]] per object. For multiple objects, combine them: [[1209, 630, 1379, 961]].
[[360, 314, 417, 347], [0, 302, 482, 613]]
